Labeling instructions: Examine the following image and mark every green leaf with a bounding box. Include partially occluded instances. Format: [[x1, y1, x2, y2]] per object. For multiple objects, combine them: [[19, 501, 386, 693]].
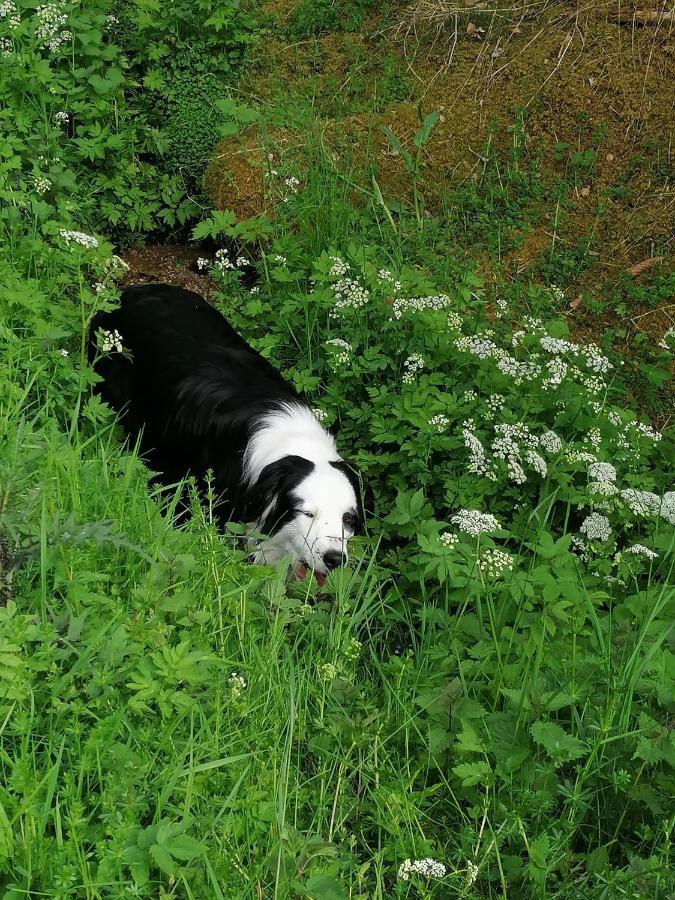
[[414, 109, 440, 149], [304, 873, 347, 899], [452, 760, 491, 787], [164, 833, 205, 861], [530, 720, 586, 763], [149, 843, 176, 876]]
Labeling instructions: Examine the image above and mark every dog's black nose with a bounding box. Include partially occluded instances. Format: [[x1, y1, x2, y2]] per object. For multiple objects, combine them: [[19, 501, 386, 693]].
[[323, 550, 346, 571]]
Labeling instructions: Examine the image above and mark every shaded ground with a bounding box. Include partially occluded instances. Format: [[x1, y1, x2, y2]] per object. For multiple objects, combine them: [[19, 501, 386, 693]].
[[120, 244, 218, 297]]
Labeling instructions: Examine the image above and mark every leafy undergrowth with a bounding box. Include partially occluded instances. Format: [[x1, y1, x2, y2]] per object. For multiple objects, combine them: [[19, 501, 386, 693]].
[[1, 1, 675, 898]]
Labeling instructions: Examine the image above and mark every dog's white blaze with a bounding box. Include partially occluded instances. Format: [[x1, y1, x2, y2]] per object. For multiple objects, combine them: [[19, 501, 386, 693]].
[[243, 403, 338, 484], [247, 405, 358, 574]]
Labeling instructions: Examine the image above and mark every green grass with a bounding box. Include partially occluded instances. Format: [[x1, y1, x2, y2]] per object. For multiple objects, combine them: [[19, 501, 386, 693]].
[[1, 2, 674, 897]]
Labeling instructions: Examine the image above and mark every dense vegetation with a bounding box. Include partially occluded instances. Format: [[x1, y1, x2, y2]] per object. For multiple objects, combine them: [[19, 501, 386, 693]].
[[1, 1, 673, 897]]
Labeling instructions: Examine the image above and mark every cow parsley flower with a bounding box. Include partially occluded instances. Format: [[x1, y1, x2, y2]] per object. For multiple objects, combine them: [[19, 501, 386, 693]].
[[98, 329, 123, 353], [312, 408, 327, 424], [59, 229, 98, 248], [55, 110, 69, 124], [440, 532, 458, 548], [0, 0, 20, 27], [325, 338, 352, 368], [0, 36, 12, 55], [33, 175, 52, 195], [451, 509, 500, 536], [580, 513, 611, 542], [462, 421, 496, 480], [228, 672, 247, 700], [215, 248, 234, 271], [196, 257, 210, 270], [540, 431, 562, 453], [36, 2, 70, 51], [398, 858, 446, 881], [328, 255, 349, 277], [658, 326, 675, 350], [624, 544, 658, 560], [428, 414, 449, 433], [589, 481, 618, 498], [331, 276, 369, 314], [319, 663, 337, 681], [391, 294, 452, 320], [660, 492, 675, 525], [588, 462, 616, 483], [402, 353, 424, 384], [620, 489, 661, 517], [477, 548, 513, 579]]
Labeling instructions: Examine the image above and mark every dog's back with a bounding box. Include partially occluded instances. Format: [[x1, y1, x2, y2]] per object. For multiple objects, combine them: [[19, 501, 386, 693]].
[[89, 284, 299, 510]]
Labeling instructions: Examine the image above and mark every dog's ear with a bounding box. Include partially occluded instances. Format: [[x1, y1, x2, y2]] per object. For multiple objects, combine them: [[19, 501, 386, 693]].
[[330, 460, 373, 531], [252, 454, 314, 532]]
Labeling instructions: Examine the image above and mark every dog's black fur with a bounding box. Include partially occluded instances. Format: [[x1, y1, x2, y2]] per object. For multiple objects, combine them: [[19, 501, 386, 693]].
[[88, 284, 368, 537]]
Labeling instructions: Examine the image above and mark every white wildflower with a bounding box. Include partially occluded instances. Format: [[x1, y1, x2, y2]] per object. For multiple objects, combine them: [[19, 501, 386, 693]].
[[60, 348, 69, 357], [402, 353, 424, 384], [319, 663, 337, 681], [196, 257, 210, 270], [634, 421, 662, 443], [0, 0, 20, 27], [428, 414, 449, 433], [624, 544, 658, 560], [462, 421, 496, 480], [33, 175, 52, 195], [235, 256, 249, 268], [549, 284, 565, 303], [588, 462, 617, 483], [55, 110, 69, 124], [215, 248, 234, 271], [486, 394, 505, 415], [328, 255, 349, 277], [620, 489, 661, 517], [98, 329, 123, 354], [0, 36, 12, 55], [465, 860, 479, 886], [525, 449, 547, 478], [477, 548, 513, 579], [540, 336, 578, 355], [36, 3, 70, 51], [398, 858, 446, 881], [331, 276, 369, 315], [228, 672, 247, 700], [391, 294, 452, 320], [580, 513, 612, 542], [447, 310, 462, 331], [440, 532, 459, 548], [589, 481, 619, 498], [451, 509, 500, 536], [312, 408, 327, 424], [659, 492, 675, 525], [658, 326, 675, 350], [540, 431, 562, 453], [274, 254, 287, 265], [60, 229, 98, 248], [325, 338, 352, 367]]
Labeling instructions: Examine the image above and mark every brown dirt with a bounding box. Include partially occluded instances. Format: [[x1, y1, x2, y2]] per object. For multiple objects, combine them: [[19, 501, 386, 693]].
[[119, 244, 218, 297]]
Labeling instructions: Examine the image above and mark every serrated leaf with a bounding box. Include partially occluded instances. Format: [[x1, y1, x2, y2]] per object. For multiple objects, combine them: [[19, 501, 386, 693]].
[[304, 873, 347, 899], [452, 760, 491, 786], [149, 843, 176, 876], [530, 721, 586, 762]]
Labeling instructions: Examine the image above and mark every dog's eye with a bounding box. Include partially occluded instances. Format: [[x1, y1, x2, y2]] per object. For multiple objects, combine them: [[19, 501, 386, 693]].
[[343, 512, 358, 530]]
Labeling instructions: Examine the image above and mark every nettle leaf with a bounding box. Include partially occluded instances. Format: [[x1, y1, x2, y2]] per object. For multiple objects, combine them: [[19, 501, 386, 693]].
[[452, 760, 491, 787], [454, 722, 485, 754], [530, 721, 586, 763], [303, 872, 347, 899]]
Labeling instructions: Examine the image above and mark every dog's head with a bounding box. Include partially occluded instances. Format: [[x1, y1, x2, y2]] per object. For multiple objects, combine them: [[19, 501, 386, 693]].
[[251, 454, 368, 584]]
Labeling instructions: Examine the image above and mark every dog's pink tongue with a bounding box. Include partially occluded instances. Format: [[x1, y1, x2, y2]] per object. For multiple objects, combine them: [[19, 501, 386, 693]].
[[294, 561, 308, 580]]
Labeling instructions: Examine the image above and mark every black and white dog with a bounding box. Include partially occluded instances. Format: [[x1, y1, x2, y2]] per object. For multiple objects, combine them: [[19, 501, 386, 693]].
[[88, 284, 367, 585]]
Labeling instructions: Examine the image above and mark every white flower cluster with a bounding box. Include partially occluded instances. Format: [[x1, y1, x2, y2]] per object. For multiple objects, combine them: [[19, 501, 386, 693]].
[[325, 338, 352, 368], [398, 858, 446, 881], [402, 353, 424, 384], [328, 255, 349, 277], [274, 254, 287, 265], [549, 284, 565, 303], [540, 431, 562, 453], [228, 672, 247, 700], [0, 0, 20, 27], [440, 532, 459, 548], [428, 413, 449, 433], [461, 420, 495, 480], [98, 329, 123, 353], [284, 175, 299, 192], [624, 544, 658, 560], [330, 276, 369, 316], [588, 462, 616, 483], [319, 662, 337, 681], [391, 293, 452, 321], [0, 36, 12, 55], [451, 509, 500, 536], [580, 512, 612, 542], [36, 2, 71, 52], [33, 175, 52, 195], [447, 310, 462, 331], [55, 110, 69, 125], [661, 492, 675, 524], [215, 248, 235, 271], [620, 489, 661, 517], [492, 422, 546, 484], [478, 547, 514, 579], [377, 269, 402, 293], [312, 408, 327, 424], [659, 326, 675, 350], [486, 394, 505, 415], [59, 229, 98, 248]]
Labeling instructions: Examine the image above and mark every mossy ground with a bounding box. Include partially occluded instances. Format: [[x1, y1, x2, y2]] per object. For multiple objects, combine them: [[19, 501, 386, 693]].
[[201, 0, 673, 417]]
